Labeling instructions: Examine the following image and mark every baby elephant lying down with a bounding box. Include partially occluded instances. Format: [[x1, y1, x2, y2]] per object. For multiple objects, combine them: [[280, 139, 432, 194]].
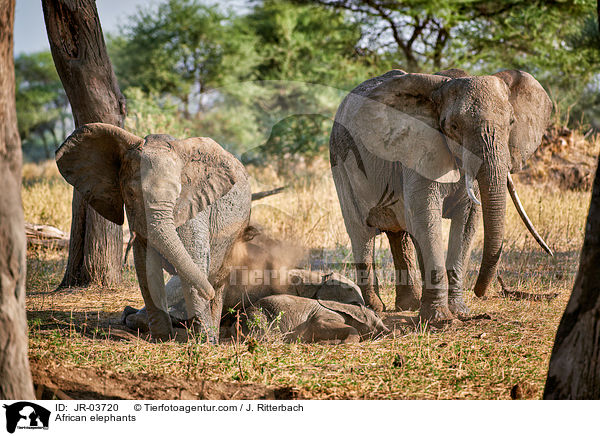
[[121, 269, 388, 343], [244, 295, 389, 344]]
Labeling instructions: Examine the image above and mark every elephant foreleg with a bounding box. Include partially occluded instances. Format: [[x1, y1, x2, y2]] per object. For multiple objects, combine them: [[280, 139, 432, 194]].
[[446, 200, 481, 317], [404, 171, 453, 323], [132, 238, 174, 340], [386, 230, 421, 311], [350, 229, 384, 313]]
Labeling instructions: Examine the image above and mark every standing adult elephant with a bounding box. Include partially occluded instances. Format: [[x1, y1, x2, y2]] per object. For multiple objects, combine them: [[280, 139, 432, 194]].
[[56, 123, 251, 342], [330, 68, 553, 322]]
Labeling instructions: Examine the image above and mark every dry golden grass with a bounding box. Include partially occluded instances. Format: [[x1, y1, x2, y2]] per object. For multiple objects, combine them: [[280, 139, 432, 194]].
[[22, 161, 72, 232], [23, 149, 592, 399]]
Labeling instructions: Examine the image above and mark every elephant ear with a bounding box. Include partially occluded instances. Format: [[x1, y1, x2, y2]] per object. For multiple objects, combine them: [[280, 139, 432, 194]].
[[493, 70, 553, 171], [317, 299, 369, 325], [349, 72, 460, 183], [172, 137, 249, 227], [316, 272, 365, 306], [55, 123, 144, 225]]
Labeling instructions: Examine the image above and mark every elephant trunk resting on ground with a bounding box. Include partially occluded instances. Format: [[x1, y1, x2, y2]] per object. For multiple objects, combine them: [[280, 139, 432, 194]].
[[330, 68, 553, 323], [56, 123, 251, 342]]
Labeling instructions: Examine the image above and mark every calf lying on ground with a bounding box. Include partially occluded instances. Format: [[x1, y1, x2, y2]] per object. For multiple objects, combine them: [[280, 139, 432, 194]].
[[121, 269, 377, 341], [121, 226, 387, 343], [244, 294, 389, 344]]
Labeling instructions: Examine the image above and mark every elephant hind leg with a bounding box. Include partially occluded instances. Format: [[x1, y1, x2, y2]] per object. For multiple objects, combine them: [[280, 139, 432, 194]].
[[296, 318, 360, 344], [386, 230, 421, 311]]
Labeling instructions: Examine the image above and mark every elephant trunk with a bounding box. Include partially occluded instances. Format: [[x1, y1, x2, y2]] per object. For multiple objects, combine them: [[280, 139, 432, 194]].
[[473, 151, 508, 298], [147, 219, 215, 301]]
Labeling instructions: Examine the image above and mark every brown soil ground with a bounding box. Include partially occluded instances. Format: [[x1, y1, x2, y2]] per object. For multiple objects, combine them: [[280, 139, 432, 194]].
[[515, 125, 598, 191], [31, 359, 303, 400]]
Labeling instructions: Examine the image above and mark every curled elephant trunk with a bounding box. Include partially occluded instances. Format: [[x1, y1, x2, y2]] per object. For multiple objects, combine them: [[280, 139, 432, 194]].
[[473, 163, 508, 298], [147, 220, 215, 301]]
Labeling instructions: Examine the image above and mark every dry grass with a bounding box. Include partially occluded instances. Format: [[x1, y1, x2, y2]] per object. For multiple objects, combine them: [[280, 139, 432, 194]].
[[23, 146, 592, 399], [22, 161, 72, 232]]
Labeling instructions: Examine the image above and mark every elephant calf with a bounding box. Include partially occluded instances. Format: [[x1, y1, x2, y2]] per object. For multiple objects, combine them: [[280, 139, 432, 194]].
[[244, 295, 389, 344], [122, 268, 367, 336], [121, 225, 367, 338]]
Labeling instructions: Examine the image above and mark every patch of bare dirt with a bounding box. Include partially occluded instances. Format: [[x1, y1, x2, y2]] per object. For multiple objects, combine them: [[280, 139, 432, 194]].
[[516, 125, 598, 191], [30, 360, 303, 400]]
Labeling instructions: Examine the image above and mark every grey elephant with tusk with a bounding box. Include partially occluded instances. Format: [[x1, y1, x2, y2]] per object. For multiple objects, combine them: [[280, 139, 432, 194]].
[[56, 123, 251, 342], [330, 68, 553, 323]]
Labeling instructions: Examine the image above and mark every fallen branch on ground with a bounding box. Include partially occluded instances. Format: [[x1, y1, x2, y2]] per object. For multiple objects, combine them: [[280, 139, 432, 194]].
[[25, 222, 69, 249], [497, 274, 559, 301], [251, 186, 285, 201]]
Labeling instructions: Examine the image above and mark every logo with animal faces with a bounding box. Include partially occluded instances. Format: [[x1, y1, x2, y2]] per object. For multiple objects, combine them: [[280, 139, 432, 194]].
[[2, 402, 50, 433]]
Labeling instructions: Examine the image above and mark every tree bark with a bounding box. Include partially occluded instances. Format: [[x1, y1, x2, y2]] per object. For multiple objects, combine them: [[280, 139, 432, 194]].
[[544, 154, 600, 399], [42, 0, 126, 288], [0, 0, 35, 399], [543, 1, 600, 400]]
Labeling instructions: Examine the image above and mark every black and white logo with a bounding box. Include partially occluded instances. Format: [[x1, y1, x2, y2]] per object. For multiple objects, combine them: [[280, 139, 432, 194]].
[[3, 402, 50, 433]]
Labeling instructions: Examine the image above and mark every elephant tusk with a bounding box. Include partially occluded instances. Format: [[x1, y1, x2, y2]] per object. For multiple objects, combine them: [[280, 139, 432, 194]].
[[507, 173, 554, 256], [465, 173, 481, 205]]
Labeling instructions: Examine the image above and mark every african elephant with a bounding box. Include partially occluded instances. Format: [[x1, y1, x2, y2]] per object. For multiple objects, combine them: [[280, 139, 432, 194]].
[[56, 123, 251, 342], [330, 68, 552, 323], [122, 268, 366, 334], [244, 295, 389, 343]]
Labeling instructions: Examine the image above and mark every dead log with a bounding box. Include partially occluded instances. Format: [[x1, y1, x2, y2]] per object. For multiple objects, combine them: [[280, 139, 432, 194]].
[[497, 274, 559, 301], [25, 223, 69, 249]]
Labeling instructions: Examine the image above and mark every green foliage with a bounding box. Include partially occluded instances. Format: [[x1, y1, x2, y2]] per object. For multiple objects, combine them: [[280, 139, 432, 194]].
[[109, 0, 259, 117], [111, 0, 373, 161], [245, 0, 367, 85], [236, 1, 374, 161], [17, 0, 599, 164], [302, 0, 600, 125], [15, 51, 69, 158], [123, 87, 191, 138]]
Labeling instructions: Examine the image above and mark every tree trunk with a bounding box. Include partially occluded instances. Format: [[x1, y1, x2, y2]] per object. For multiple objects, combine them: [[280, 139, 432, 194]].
[[42, 0, 126, 288], [0, 0, 35, 399], [543, 1, 600, 399], [544, 154, 600, 399]]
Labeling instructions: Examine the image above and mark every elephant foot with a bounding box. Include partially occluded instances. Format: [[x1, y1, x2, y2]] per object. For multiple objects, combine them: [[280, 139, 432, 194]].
[[419, 304, 459, 328], [363, 291, 385, 313], [121, 306, 139, 325], [395, 286, 421, 311], [185, 318, 218, 344], [148, 310, 175, 342], [448, 297, 471, 319], [341, 334, 361, 344], [123, 307, 150, 333]]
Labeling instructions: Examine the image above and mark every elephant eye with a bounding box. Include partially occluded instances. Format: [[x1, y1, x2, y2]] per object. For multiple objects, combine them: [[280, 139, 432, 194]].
[[446, 121, 458, 132], [442, 118, 458, 132]]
